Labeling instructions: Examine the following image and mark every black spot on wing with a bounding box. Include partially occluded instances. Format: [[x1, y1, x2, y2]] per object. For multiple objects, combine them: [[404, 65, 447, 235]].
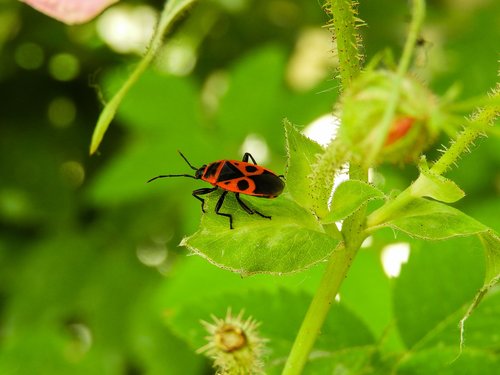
[[237, 179, 250, 191], [245, 165, 258, 173]]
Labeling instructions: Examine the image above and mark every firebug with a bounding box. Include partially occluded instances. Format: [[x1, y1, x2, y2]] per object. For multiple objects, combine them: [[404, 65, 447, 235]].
[[148, 152, 285, 229]]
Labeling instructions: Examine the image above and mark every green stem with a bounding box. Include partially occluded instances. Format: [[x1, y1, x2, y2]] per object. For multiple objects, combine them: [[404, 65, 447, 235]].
[[366, 189, 413, 228], [307, 0, 363, 218], [328, 0, 362, 87], [281, 243, 358, 375], [282, 166, 368, 375], [283, 2, 428, 371], [89, 0, 197, 155], [430, 99, 499, 175], [342, 165, 369, 246], [282, 2, 366, 373], [365, 0, 425, 165]]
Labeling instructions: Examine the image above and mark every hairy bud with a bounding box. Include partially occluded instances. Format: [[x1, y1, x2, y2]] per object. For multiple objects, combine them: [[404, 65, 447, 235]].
[[197, 309, 267, 374], [338, 70, 441, 164]]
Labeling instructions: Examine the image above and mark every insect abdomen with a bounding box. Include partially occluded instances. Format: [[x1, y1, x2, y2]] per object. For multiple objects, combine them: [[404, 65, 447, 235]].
[[246, 173, 284, 197], [216, 173, 284, 197]]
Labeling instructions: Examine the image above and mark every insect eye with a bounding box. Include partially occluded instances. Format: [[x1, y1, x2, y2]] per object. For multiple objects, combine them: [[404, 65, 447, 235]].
[[196, 167, 206, 179]]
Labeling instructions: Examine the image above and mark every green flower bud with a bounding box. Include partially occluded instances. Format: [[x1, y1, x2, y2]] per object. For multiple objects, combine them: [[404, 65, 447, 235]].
[[338, 69, 442, 164], [197, 309, 267, 375]]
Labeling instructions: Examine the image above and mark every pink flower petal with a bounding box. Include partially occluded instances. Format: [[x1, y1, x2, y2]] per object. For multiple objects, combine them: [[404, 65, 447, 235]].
[[22, 0, 119, 25]]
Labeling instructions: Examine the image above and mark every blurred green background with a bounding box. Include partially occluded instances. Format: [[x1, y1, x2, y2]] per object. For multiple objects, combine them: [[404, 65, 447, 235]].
[[0, 0, 498, 374]]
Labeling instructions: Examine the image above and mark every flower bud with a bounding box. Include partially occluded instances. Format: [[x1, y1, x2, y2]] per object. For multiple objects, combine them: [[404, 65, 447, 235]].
[[338, 70, 442, 164], [197, 309, 266, 374]]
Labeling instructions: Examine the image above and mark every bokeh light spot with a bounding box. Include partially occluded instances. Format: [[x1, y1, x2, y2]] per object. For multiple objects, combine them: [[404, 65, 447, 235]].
[[287, 28, 335, 91], [48, 97, 76, 128], [201, 71, 229, 115], [267, 0, 300, 27], [15, 42, 44, 70], [361, 236, 373, 248], [96, 4, 157, 54], [303, 114, 340, 147], [49, 53, 80, 81], [60, 161, 85, 188], [0, 189, 31, 221], [240, 134, 270, 164], [137, 242, 168, 267], [381, 242, 410, 278], [156, 40, 197, 76], [66, 323, 92, 360]]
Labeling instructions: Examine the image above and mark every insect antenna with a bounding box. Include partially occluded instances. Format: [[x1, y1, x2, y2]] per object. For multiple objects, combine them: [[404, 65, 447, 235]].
[[147, 152, 200, 183], [147, 174, 196, 183], [177, 150, 198, 171]]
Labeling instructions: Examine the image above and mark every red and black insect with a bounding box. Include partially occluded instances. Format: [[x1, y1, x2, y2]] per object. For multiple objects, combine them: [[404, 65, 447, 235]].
[[148, 152, 285, 229]]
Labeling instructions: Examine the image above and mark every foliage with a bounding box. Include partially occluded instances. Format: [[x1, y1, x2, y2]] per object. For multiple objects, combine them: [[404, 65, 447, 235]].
[[0, 0, 499, 374]]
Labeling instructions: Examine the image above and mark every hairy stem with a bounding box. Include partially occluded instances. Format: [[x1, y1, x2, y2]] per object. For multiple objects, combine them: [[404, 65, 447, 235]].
[[308, 0, 364, 218], [431, 94, 499, 174], [282, 1, 365, 373], [327, 0, 362, 87]]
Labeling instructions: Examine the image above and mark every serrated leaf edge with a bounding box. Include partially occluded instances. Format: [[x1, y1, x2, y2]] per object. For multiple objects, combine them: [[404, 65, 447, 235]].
[[180, 235, 343, 276]]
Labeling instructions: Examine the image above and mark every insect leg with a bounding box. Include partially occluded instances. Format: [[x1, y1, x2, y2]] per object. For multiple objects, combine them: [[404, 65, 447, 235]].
[[234, 193, 254, 215], [215, 190, 233, 229], [235, 193, 271, 220], [242, 152, 258, 165], [192, 187, 217, 213]]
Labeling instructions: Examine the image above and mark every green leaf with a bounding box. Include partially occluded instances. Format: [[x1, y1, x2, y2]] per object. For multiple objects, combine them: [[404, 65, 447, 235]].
[[393, 236, 485, 349], [411, 172, 465, 203], [181, 193, 339, 275], [89, 0, 197, 154], [410, 158, 465, 203], [457, 231, 500, 353], [302, 347, 381, 375], [156, 253, 328, 310], [457, 288, 500, 350], [379, 198, 489, 240], [396, 347, 500, 375], [129, 292, 204, 374], [284, 120, 325, 213], [395, 292, 500, 374], [479, 230, 500, 284], [322, 180, 385, 223], [1, 234, 158, 374]]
